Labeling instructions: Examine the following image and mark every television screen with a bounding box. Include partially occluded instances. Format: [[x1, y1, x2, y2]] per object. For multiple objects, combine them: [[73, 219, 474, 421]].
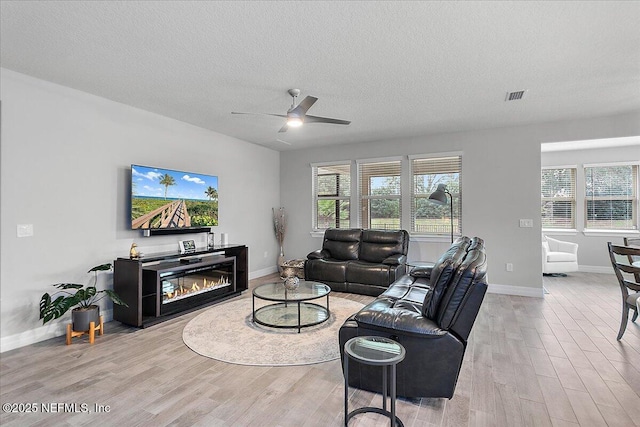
[[131, 164, 218, 230]]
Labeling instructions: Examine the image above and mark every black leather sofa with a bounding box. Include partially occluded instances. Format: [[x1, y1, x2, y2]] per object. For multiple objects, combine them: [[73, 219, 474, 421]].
[[339, 236, 487, 399], [304, 228, 409, 296]]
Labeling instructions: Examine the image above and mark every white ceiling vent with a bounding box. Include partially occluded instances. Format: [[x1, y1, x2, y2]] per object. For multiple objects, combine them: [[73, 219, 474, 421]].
[[505, 90, 528, 101]]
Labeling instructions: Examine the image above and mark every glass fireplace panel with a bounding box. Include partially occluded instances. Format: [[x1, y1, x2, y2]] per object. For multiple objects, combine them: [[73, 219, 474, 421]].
[[159, 261, 234, 305]]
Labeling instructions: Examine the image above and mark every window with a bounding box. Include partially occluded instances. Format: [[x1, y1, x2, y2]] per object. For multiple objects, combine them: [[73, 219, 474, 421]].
[[585, 164, 638, 230], [312, 163, 351, 229], [358, 160, 401, 229], [411, 156, 462, 235], [541, 167, 576, 229]]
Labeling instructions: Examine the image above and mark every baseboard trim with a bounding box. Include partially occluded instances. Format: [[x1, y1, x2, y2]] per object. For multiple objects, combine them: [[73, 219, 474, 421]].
[[249, 266, 278, 280], [487, 283, 544, 298], [2, 268, 280, 353], [0, 309, 113, 354]]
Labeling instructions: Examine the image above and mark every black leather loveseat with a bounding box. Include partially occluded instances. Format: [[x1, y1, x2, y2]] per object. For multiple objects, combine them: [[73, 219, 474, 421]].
[[339, 236, 487, 399], [305, 228, 409, 296]]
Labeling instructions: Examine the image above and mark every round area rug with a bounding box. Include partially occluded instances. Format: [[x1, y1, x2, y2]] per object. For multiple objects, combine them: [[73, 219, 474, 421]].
[[182, 296, 364, 366]]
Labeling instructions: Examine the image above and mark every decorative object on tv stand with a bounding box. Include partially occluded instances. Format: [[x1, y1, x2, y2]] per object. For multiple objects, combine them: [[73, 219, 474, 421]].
[[179, 239, 196, 254], [129, 243, 140, 259], [428, 184, 454, 243], [220, 232, 228, 245], [38, 263, 128, 345], [273, 207, 286, 269], [207, 230, 215, 249]]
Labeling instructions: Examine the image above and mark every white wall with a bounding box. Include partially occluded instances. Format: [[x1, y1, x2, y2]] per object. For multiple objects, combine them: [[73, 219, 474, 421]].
[[280, 112, 640, 296], [542, 144, 640, 272], [0, 69, 281, 351]]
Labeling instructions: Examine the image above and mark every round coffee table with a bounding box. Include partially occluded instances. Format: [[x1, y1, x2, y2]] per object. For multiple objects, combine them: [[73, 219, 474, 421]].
[[252, 280, 331, 333]]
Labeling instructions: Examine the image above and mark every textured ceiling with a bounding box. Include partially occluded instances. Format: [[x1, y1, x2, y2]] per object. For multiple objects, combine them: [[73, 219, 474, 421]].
[[1, 1, 639, 151]]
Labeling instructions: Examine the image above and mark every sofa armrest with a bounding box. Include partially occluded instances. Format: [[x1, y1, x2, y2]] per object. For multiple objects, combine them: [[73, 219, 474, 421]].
[[383, 254, 406, 266], [410, 267, 433, 279], [307, 249, 330, 260]]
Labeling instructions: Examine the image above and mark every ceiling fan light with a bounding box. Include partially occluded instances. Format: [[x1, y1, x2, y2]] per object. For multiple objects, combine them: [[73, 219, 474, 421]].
[[287, 117, 303, 127]]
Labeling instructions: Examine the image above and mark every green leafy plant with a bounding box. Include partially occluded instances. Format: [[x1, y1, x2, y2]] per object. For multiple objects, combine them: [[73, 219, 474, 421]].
[[39, 263, 128, 325]]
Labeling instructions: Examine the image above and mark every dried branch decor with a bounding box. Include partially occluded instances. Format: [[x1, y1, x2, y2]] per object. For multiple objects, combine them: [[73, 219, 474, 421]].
[[273, 207, 286, 250]]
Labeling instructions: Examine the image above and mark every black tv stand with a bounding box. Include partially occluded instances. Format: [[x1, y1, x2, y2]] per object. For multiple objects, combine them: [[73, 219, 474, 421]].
[[113, 244, 247, 328]]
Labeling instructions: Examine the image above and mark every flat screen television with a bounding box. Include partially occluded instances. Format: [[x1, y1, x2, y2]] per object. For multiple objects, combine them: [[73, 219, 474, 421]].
[[131, 164, 218, 230]]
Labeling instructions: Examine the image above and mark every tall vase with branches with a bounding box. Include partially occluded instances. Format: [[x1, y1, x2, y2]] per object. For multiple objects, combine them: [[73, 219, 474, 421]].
[[273, 207, 286, 269]]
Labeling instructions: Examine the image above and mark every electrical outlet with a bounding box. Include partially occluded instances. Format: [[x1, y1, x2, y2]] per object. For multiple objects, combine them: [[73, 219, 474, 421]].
[[506, 263, 513, 272], [264, 251, 268, 259]]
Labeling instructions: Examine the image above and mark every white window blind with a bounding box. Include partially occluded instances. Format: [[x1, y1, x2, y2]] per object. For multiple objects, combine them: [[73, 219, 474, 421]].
[[312, 163, 351, 229], [585, 164, 638, 230], [358, 160, 402, 229], [411, 156, 462, 235], [541, 167, 576, 229]]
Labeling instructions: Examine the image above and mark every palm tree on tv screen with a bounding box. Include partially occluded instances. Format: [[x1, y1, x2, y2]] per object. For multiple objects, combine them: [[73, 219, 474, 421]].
[[159, 174, 176, 199], [205, 186, 218, 201]]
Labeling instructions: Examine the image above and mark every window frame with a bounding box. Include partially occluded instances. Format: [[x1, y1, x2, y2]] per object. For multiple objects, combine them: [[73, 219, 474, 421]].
[[541, 166, 577, 230], [583, 162, 639, 231], [410, 154, 463, 237], [356, 157, 403, 230], [311, 161, 352, 231]]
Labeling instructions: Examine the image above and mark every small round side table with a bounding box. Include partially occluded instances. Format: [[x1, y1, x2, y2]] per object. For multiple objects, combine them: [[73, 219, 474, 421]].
[[343, 336, 406, 427]]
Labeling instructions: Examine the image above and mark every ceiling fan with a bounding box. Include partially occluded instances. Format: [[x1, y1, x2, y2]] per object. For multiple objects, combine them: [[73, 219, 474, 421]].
[[231, 89, 351, 133]]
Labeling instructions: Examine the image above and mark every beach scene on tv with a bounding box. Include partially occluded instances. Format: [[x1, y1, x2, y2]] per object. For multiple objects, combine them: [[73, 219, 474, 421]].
[[131, 165, 218, 229]]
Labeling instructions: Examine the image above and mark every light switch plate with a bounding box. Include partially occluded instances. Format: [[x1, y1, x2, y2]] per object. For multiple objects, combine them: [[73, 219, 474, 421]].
[[519, 219, 533, 228], [17, 224, 34, 237]]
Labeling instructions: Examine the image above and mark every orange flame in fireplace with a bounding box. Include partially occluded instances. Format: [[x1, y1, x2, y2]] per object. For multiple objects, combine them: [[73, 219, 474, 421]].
[[164, 276, 231, 301]]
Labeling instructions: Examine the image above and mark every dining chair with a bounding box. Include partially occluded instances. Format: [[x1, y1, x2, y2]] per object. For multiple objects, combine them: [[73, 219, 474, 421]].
[[623, 237, 640, 284], [608, 242, 640, 340]]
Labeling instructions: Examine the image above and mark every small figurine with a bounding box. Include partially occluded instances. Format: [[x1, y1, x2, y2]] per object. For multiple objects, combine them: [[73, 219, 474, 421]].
[[130, 243, 140, 259]]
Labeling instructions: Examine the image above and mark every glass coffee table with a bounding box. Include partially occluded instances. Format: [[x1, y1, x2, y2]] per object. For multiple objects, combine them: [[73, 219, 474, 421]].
[[252, 280, 331, 333]]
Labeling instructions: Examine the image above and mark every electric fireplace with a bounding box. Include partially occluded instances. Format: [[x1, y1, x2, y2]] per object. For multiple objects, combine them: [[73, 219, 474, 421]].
[[114, 245, 248, 328], [158, 261, 235, 315]]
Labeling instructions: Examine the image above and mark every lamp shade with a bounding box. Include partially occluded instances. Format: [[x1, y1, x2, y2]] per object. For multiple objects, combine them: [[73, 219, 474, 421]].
[[428, 184, 449, 205]]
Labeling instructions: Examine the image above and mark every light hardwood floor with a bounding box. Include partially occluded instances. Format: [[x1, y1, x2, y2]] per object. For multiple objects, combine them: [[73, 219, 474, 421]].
[[1, 272, 639, 427]]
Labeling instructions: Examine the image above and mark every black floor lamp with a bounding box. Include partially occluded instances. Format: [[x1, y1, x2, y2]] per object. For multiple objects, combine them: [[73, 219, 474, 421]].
[[428, 184, 454, 243]]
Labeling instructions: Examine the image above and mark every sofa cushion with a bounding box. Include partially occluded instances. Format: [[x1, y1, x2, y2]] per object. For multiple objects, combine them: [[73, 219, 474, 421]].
[[422, 236, 471, 318], [546, 251, 577, 262], [322, 228, 361, 260], [379, 275, 415, 299], [354, 297, 447, 337], [435, 238, 487, 330], [304, 259, 348, 283], [359, 229, 408, 263], [346, 260, 391, 286]]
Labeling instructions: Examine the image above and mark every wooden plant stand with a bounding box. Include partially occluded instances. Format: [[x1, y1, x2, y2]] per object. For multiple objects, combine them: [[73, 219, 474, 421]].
[[66, 316, 104, 345]]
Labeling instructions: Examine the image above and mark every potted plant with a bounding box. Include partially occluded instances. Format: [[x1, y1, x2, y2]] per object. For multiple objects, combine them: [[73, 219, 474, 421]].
[[39, 263, 128, 332]]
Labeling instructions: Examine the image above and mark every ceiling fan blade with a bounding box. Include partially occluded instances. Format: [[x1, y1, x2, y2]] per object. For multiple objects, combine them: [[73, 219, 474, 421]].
[[278, 123, 289, 133], [304, 114, 351, 125], [231, 112, 287, 118], [290, 96, 318, 116]]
